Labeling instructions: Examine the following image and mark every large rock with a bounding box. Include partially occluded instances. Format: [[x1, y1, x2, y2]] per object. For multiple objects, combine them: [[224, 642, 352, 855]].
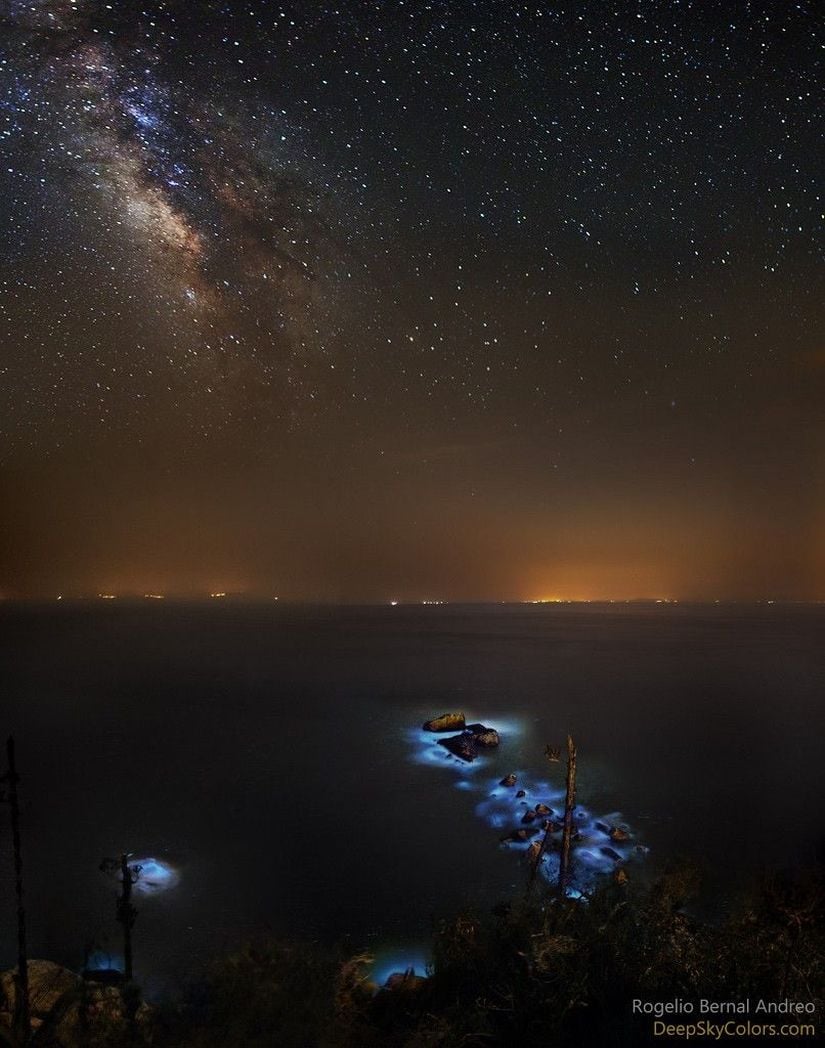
[[437, 724, 500, 762], [1, 960, 79, 1030], [0, 961, 152, 1046], [437, 733, 478, 761], [422, 712, 465, 732]]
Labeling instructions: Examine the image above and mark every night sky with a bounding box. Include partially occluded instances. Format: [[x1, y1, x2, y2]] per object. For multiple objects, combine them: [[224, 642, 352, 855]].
[[0, 0, 822, 601]]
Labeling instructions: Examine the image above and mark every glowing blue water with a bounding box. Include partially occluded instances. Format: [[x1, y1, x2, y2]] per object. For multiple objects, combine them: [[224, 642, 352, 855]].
[[370, 947, 431, 988], [131, 857, 180, 896], [407, 720, 647, 892], [2, 602, 822, 988]]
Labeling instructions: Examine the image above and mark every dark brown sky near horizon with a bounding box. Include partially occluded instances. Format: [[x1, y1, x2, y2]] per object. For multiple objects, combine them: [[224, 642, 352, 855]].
[[0, 0, 823, 601]]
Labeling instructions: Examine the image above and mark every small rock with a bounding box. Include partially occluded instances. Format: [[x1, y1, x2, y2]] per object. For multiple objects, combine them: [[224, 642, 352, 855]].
[[535, 803, 551, 816], [515, 789, 526, 798], [384, 969, 427, 992], [423, 712, 466, 732], [599, 846, 622, 862], [500, 827, 540, 844], [609, 827, 630, 842], [472, 728, 500, 748], [526, 841, 543, 864], [521, 809, 537, 824], [499, 773, 517, 787], [614, 868, 629, 886]]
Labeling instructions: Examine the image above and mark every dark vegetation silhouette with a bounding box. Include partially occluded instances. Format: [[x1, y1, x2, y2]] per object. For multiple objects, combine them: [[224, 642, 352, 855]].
[[2, 736, 823, 1047], [1, 738, 30, 1046]]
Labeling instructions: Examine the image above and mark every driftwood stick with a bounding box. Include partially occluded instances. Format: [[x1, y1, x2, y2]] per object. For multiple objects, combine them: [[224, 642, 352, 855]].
[[557, 735, 577, 893]]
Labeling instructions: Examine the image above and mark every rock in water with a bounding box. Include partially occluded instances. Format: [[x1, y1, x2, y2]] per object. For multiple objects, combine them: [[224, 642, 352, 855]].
[[535, 803, 551, 816], [526, 841, 543, 865], [499, 773, 517, 787], [515, 789, 526, 798], [521, 809, 537, 824], [437, 723, 500, 762], [472, 728, 500, 748], [500, 827, 540, 844], [437, 732, 477, 761], [609, 826, 630, 842], [422, 712, 466, 732], [384, 970, 427, 993]]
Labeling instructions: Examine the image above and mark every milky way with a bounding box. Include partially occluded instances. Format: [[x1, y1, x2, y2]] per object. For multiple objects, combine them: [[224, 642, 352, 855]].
[[0, 1, 822, 599]]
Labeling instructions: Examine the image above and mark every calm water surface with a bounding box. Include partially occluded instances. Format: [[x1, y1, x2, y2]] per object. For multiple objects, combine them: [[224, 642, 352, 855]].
[[1, 603, 823, 987]]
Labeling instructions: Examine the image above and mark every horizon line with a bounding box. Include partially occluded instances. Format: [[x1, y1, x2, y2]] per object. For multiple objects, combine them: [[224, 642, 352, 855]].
[[2, 595, 825, 607]]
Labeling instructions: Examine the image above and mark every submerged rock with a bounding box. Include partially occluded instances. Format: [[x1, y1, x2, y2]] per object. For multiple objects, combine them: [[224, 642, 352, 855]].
[[535, 803, 552, 816], [515, 789, 526, 799], [609, 826, 630, 842], [384, 969, 427, 993], [599, 846, 622, 862], [499, 773, 517, 787], [500, 827, 540, 844], [423, 712, 466, 732], [521, 809, 537, 824]]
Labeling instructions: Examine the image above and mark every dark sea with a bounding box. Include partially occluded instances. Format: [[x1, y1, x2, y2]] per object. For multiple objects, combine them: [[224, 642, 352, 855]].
[[1, 602, 823, 990]]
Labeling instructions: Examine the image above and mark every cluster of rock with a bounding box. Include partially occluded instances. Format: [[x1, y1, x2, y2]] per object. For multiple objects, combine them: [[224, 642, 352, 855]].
[[495, 773, 632, 878], [422, 712, 500, 763]]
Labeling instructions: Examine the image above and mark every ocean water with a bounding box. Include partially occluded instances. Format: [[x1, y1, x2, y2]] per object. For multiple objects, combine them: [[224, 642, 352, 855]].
[[0, 602, 823, 988]]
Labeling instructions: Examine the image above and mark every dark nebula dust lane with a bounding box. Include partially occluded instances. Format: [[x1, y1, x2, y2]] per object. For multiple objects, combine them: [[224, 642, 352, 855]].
[[0, 1, 822, 600]]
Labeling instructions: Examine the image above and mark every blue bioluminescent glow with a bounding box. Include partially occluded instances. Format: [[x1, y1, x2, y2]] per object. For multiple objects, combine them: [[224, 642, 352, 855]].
[[406, 714, 647, 896], [85, 950, 125, 972], [370, 946, 431, 988], [130, 857, 181, 896], [406, 715, 524, 774]]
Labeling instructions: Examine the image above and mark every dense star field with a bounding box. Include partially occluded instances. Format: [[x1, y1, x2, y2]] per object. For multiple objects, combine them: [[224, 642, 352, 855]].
[[0, 0, 822, 599]]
